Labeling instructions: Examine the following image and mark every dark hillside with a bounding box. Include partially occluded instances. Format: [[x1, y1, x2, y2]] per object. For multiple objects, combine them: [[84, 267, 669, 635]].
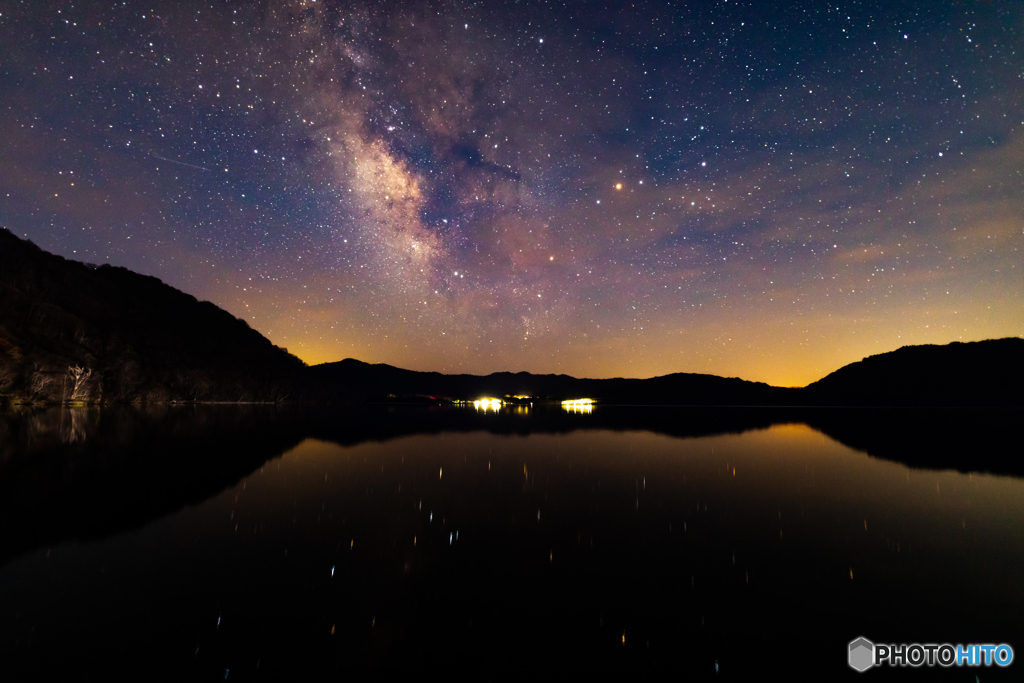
[[803, 338, 1024, 407], [0, 229, 304, 403]]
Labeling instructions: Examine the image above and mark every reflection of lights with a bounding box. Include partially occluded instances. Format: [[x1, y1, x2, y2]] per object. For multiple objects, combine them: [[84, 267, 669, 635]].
[[473, 398, 503, 411], [561, 398, 595, 414]]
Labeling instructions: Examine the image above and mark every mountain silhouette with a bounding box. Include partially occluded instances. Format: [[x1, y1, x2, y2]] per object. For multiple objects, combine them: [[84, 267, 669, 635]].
[[802, 338, 1024, 407], [0, 228, 304, 403], [308, 336, 1023, 406], [2, 229, 1021, 407], [307, 357, 797, 405]]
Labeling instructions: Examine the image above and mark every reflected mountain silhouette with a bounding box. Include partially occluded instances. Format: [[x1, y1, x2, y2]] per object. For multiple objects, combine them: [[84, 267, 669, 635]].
[[799, 407, 1023, 475], [0, 405, 306, 568], [0, 404, 1020, 569]]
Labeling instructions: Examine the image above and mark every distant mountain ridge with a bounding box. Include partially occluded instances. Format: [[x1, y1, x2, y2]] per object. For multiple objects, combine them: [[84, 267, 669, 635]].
[[2, 229, 1021, 406], [309, 338, 1023, 407], [307, 358, 796, 405]]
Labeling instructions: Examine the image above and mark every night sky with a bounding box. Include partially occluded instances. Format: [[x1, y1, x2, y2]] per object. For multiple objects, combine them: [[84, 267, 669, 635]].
[[2, 1, 1021, 386]]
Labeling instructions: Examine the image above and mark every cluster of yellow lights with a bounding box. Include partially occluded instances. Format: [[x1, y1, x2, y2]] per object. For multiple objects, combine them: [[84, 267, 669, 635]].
[[561, 398, 595, 414], [473, 398, 503, 411]]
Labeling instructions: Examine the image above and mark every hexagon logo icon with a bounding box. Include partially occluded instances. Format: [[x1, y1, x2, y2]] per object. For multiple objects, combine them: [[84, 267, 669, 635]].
[[849, 637, 875, 672]]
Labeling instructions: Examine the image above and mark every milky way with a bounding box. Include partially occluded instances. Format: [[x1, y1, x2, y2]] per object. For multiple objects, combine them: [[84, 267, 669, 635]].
[[2, 0, 1022, 384]]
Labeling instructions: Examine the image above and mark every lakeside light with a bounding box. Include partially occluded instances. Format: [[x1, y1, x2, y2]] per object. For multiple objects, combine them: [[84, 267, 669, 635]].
[[561, 398, 595, 414], [473, 398, 503, 411]]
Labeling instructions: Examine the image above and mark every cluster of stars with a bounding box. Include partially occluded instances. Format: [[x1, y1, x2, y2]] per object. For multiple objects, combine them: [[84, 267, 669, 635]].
[[1, 0, 1021, 385]]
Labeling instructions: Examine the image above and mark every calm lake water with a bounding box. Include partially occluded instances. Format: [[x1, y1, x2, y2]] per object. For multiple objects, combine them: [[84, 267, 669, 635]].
[[0, 405, 1021, 680]]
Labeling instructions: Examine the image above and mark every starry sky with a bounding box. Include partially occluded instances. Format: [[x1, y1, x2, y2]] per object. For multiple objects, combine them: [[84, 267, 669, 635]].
[[2, 0, 1022, 386]]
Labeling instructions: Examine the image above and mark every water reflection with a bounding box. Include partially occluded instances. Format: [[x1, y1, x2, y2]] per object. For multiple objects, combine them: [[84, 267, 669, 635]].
[[2, 404, 1021, 574], [1, 410, 1022, 679], [0, 405, 306, 569]]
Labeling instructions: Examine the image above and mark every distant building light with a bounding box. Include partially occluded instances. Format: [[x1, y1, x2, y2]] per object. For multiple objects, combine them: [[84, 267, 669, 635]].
[[473, 398, 503, 411], [561, 398, 595, 414]]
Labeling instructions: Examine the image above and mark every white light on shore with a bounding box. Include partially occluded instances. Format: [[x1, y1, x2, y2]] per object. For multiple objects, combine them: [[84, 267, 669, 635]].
[[473, 398, 503, 411], [561, 398, 595, 414]]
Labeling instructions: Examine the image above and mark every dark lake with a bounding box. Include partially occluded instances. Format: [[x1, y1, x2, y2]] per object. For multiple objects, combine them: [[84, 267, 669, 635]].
[[1, 405, 1021, 680]]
